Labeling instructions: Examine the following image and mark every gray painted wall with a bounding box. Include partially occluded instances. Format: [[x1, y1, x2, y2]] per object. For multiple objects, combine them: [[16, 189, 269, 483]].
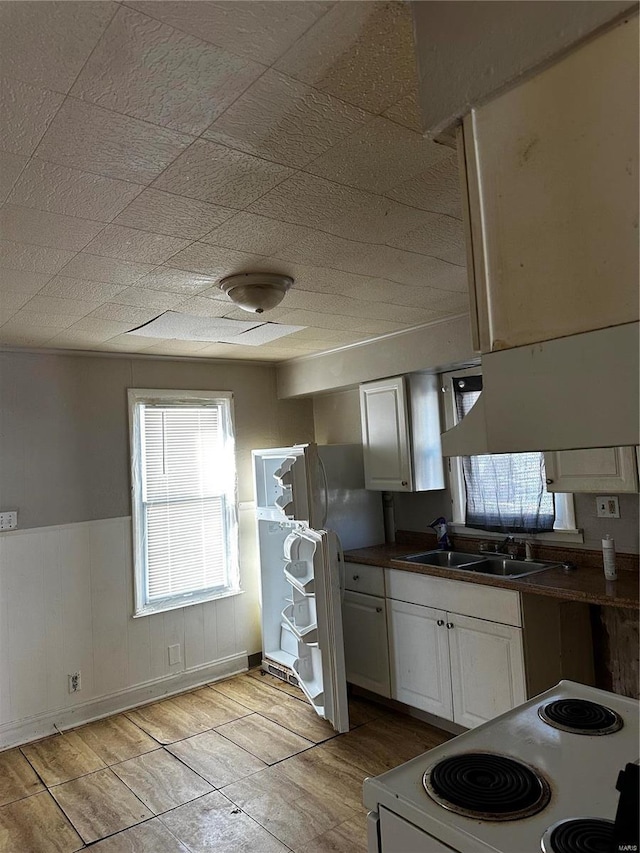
[[0, 351, 314, 529], [412, 0, 637, 137]]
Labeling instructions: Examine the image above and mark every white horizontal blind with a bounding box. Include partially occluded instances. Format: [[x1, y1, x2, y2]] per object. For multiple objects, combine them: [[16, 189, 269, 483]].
[[131, 396, 237, 613]]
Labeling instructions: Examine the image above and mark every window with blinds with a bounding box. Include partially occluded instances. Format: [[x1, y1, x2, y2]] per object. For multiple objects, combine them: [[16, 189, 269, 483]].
[[129, 390, 239, 617]]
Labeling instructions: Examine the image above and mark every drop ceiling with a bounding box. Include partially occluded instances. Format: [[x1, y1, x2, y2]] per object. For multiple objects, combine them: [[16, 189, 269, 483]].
[[0, 1, 468, 362]]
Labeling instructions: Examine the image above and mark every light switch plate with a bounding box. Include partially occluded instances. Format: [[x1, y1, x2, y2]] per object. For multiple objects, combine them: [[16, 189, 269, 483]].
[[168, 643, 181, 666], [596, 496, 620, 518], [0, 511, 17, 530]]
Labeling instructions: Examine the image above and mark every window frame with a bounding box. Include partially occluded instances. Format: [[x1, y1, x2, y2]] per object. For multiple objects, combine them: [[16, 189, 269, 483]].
[[440, 368, 582, 544], [128, 388, 241, 618]]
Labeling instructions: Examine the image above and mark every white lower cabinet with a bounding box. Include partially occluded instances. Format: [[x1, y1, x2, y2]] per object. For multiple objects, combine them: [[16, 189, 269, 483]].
[[448, 613, 526, 729], [387, 600, 453, 719], [343, 590, 391, 698], [387, 598, 525, 727]]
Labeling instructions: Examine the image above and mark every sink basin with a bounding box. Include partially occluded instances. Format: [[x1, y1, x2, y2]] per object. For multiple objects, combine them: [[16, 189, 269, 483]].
[[465, 557, 562, 578], [401, 551, 488, 569], [399, 550, 561, 579]]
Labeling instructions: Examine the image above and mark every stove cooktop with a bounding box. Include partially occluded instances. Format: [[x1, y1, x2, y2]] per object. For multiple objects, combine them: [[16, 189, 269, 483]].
[[363, 681, 639, 853], [540, 818, 614, 853], [423, 752, 551, 820], [538, 698, 623, 735]]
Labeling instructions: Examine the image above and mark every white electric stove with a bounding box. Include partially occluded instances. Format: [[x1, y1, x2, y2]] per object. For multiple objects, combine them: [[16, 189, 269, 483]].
[[364, 681, 639, 853]]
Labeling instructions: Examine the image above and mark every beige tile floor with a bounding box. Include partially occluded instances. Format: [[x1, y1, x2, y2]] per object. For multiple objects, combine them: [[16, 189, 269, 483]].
[[0, 669, 451, 852]]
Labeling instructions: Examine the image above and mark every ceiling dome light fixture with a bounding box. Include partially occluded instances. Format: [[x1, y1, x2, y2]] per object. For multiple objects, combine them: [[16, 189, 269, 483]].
[[219, 272, 293, 314]]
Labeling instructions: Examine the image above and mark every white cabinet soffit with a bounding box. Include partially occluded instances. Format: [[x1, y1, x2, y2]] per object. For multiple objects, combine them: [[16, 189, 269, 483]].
[[441, 322, 640, 456], [127, 311, 304, 345]]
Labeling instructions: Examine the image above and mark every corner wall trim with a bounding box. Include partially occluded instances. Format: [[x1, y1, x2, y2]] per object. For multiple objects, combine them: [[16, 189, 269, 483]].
[[0, 653, 248, 750]]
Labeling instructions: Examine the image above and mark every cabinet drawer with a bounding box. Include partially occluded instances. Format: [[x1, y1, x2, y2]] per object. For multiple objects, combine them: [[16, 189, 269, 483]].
[[344, 563, 385, 597], [385, 569, 521, 627]]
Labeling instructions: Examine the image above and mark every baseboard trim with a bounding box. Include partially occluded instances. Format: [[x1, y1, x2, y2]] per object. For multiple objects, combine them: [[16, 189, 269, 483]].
[[0, 653, 248, 750]]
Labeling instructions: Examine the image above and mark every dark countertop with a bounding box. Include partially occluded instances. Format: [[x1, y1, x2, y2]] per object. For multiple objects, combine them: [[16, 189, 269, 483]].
[[344, 544, 640, 610]]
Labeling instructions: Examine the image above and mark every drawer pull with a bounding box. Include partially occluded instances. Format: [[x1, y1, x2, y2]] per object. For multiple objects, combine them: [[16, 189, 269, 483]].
[[376, 607, 383, 613], [352, 574, 359, 581], [446, 622, 454, 629], [401, 480, 408, 487], [437, 619, 444, 626]]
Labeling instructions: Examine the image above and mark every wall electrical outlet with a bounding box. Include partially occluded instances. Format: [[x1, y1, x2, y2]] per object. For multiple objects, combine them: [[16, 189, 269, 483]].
[[168, 644, 181, 666], [68, 671, 81, 693], [596, 496, 620, 519], [0, 511, 18, 531]]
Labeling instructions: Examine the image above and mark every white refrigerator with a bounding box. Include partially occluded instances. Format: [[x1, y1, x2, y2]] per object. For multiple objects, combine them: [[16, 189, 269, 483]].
[[252, 442, 384, 733]]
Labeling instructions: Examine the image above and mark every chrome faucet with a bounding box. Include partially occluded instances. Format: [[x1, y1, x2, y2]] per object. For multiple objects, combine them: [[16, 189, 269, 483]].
[[479, 535, 520, 559]]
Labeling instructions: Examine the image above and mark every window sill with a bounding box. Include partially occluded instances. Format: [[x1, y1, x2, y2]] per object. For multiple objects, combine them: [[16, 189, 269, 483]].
[[448, 523, 585, 545], [133, 587, 244, 619]]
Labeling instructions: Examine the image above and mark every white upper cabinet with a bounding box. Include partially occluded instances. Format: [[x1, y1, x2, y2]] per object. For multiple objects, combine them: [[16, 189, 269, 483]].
[[461, 16, 638, 354], [544, 447, 639, 493], [359, 373, 445, 492]]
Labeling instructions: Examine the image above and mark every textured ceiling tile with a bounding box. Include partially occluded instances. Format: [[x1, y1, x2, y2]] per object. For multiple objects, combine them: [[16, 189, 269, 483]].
[[0, 239, 75, 275], [383, 88, 424, 133], [275, 2, 416, 113], [153, 139, 293, 207], [284, 326, 367, 344], [0, 291, 30, 323], [124, 1, 333, 66], [114, 188, 235, 240], [0, 269, 52, 296], [138, 339, 214, 355], [87, 302, 161, 326], [2, 309, 77, 330], [385, 209, 466, 266], [82, 224, 191, 264], [46, 328, 124, 346], [277, 229, 468, 291], [0, 152, 28, 204], [0, 77, 64, 157], [384, 154, 462, 219], [0, 205, 105, 252], [170, 296, 233, 319], [134, 267, 217, 295], [200, 213, 313, 256], [66, 317, 136, 337], [0, 327, 57, 346], [109, 287, 184, 310], [60, 253, 156, 285], [204, 69, 371, 168], [38, 276, 128, 302], [249, 172, 375, 231], [97, 334, 160, 351], [8, 159, 145, 221], [303, 116, 450, 194], [0, 2, 116, 93], [36, 99, 193, 184], [276, 308, 406, 335], [71, 6, 264, 136], [20, 294, 100, 318], [281, 288, 443, 325], [167, 242, 265, 277], [340, 278, 469, 311], [214, 303, 291, 323]]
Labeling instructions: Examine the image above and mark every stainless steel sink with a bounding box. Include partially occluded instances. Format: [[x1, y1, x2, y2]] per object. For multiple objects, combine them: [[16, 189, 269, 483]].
[[399, 550, 561, 579], [401, 550, 489, 569]]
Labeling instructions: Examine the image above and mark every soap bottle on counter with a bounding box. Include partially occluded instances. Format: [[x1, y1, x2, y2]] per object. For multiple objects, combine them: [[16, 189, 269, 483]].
[[602, 535, 617, 580]]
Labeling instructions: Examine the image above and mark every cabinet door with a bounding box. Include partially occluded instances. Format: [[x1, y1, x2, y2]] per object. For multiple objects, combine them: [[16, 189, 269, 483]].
[[342, 591, 390, 698], [544, 447, 638, 493], [448, 613, 526, 729], [387, 599, 452, 719], [359, 377, 412, 491]]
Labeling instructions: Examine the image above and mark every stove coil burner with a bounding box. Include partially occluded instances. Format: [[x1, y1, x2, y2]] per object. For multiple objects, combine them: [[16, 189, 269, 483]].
[[423, 752, 551, 821], [538, 699, 623, 735], [541, 818, 615, 853]]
